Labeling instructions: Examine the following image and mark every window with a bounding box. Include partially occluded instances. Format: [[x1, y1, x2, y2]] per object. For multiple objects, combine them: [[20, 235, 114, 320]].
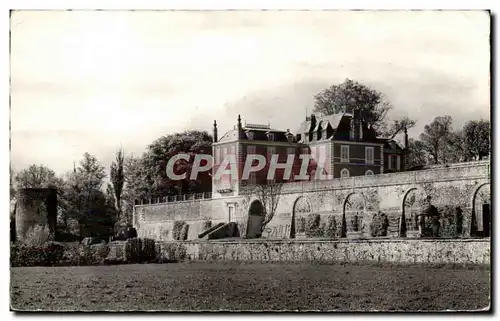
[[215, 148, 220, 165], [247, 145, 256, 155], [267, 146, 276, 160], [387, 155, 392, 170], [247, 132, 254, 140], [365, 147, 374, 165], [340, 168, 350, 178], [249, 172, 257, 185], [365, 170, 374, 176], [268, 133, 275, 141], [340, 145, 349, 163], [396, 156, 401, 171]]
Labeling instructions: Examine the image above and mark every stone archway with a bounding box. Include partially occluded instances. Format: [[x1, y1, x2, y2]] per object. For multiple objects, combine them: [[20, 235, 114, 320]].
[[471, 183, 491, 237], [401, 187, 427, 237], [342, 193, 366, 238], [246, 199, 266, 239], [290, 196, 312, 238]]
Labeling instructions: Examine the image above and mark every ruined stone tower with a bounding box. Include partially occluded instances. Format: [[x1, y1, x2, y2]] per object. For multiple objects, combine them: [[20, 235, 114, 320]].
[[15, 188, 57, 242]]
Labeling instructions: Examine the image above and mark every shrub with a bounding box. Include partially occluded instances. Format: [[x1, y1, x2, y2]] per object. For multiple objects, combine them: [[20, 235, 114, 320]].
[[202, 219, 212, 231], [23, 224, 54, 247], [438, 205, 462, 238], [296, 217, 306, 234], [11, 242, 64, 267], [140, 238, 156, 262], [370, 212, 389, 237], [305, 214, 322, 237], [172, 221, 186, 240], [324, 215, 337, 238]]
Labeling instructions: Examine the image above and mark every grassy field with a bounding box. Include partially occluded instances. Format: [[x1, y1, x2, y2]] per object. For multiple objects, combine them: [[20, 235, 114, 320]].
[[11, 262, 490, 312]]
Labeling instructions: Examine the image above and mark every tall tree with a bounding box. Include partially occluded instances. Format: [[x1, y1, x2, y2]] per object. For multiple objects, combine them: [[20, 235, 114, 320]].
[[313, 78, 392, 130], [252, 181, 284, 235], [60, 153, 113, 239], [14, 164, 61, 189], [419, 115, 453, 164], [463, 119, 490, 160], [405, 138, 429, 169], [146, 130, 213, 197], [121, 154, 154, 224], [313, 78, 416, 137], [378, 117, 417, 140], [110, 148, 125, 219]]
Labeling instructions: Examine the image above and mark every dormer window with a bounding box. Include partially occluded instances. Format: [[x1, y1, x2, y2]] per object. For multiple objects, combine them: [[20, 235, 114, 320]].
[[268, 133, 275, 141], [246, 131, 254, 140]]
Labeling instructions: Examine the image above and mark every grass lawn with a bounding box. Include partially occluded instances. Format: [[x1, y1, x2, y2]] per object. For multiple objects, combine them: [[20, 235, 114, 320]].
[[11, 262, 490, 312]]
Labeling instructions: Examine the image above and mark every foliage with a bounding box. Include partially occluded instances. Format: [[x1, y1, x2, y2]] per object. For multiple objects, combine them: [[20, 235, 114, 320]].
[[156, 243, 188, 263], [14, 164, 62, 189], [406, 138, 429, 169], [11, 242, 64, 267], [23, 225, 54, 247], [58, 153, 115, 239], [437, 206, 463, 238], [419, 115, 453, 164], [313, 78, 392, 130], [463, 120, 490, 161], [110, 148, 125, 219], [370, 212, 389, 237], [324, 215, 338, 238], [378, 116, 417, 140], [305, 214, 322, 237], [173, 221, 187, 241], [202, 218, 212, 231], [296, 217, 306, 234], [145, 130, 213, 197], [252, 181, 283, 233]]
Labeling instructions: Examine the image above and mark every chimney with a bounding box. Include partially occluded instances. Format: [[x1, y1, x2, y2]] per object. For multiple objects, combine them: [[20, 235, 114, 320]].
[[213, 120, 218, 143], [285, 129, 294, 143], [237, 115, 246, 140]]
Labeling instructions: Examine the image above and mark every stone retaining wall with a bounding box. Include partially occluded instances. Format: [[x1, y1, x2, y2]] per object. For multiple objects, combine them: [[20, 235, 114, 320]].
[[158, 238, 490, 265]]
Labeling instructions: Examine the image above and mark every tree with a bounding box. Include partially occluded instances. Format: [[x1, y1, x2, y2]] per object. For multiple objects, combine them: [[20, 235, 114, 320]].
[[313, 78, 392, 130], [146, 130, 213, 197], [378, 116, 417, 140], [14, 164, 61, 189], [59, 153, 114, 239], [252, 181, 284, 235], [77, 152, 106, 191], [121, 153, 154, 224], [313, 78, 416, 138], [110, 148, 125, 219], [446, 130, 468, 163], [405, 138, 429, 169], [463, 120, 490, 160], [419, 115, 453, 164]]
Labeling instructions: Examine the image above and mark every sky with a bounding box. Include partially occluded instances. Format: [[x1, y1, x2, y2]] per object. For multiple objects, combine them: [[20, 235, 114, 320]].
[[10, 10, 490, 175]]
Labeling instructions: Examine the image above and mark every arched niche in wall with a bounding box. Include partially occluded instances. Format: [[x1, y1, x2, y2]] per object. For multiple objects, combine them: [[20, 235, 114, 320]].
[[290, 196, 312, 238], [401, 187, 427, 237], [342, 192, 366, 236], [246, 199, 266, 239], [471, 183, 491, 237]]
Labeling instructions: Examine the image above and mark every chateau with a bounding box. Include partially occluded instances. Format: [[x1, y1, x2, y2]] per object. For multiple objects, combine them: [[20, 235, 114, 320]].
[[212, 110, 406, 199]]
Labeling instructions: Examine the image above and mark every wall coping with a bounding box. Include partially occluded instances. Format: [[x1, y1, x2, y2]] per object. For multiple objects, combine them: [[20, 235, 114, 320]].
[[156, 238, 491, 245]]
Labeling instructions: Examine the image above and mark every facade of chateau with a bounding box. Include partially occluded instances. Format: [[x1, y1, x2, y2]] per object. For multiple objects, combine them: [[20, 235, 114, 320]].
[[211, 110, 406, 199]]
